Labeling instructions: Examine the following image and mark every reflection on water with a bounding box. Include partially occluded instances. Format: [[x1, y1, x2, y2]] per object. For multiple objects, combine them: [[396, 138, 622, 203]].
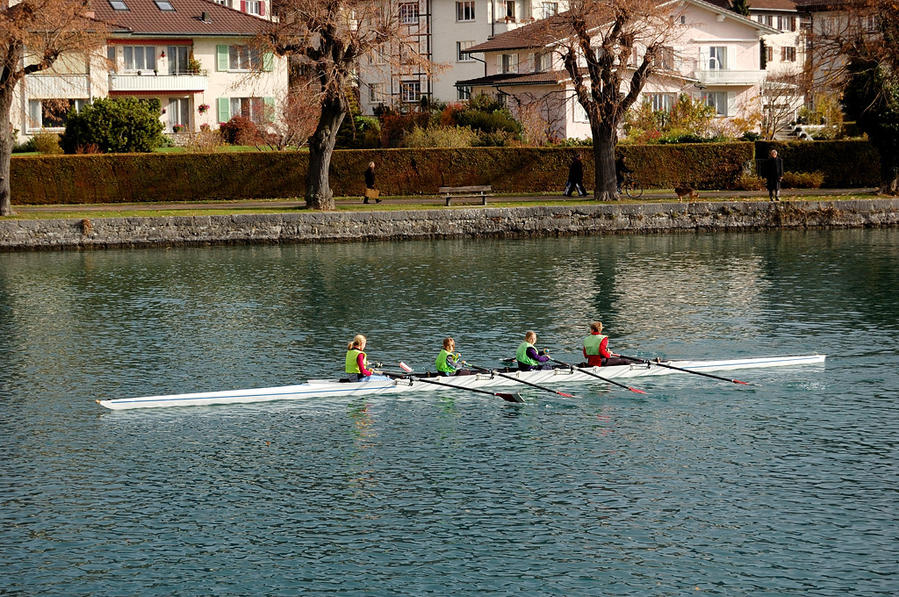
[[1, 229, 898, 594]]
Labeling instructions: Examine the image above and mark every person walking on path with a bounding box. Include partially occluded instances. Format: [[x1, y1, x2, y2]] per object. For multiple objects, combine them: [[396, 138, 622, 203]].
[[762, 149, 784, 201], [563, 154, 587, 197], [363, 161, 381, 204]]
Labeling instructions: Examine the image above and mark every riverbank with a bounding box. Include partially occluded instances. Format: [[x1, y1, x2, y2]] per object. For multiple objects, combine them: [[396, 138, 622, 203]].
[[2, 196, 897, 251]]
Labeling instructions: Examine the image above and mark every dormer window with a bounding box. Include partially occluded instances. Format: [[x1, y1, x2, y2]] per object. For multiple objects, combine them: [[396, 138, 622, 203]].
[[154, 0, 174, 10], [109, 0, 128, 10]]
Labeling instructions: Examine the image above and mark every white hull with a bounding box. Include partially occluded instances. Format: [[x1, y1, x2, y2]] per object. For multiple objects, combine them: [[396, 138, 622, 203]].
[[96, 354, 826, 410]]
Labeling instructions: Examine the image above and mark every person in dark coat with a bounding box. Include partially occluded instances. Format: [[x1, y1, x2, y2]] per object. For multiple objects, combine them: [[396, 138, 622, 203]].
[[363, 161, 380, 204], [763, 148, 784, 201], [615, 154, 633, 193], [564, 154, 587, 197]]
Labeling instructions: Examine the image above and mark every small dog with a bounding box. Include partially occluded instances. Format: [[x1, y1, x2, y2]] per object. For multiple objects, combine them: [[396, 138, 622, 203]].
[[674, 186, 699, 202]]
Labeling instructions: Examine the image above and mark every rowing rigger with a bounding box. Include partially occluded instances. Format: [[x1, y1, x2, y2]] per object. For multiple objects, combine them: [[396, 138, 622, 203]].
[[95, 354, 826, 410]]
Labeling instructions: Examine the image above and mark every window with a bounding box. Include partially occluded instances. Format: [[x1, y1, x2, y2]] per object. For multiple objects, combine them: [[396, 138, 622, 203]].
[[107, 46, 117, 71], [109, 0, 128, 10], [645, 93, 676, 112], [457, 85, 472, 101], [167, 98, 190, 132], [864, 14, 878, 32], [456, 1, 475, 22], [654, 46, 675, 70], [542, 2, 558, 18], [123, 46, 156, 71], [399, 2, 419, 24], [501, 53, 518, 73], [167, 46, 189, 74], [400, 80, 421, 103], [781, 46, 796, 62], [153, 0, 174, 10], [572, 99, 588, 123], [229, 45, 262, 70], [505, 1, 515, 19], [701, 91, 728, 116], [368, 83, 383, 103], [708, 46, 727, 70], [27, 99, 88, 130], [230, 97, 266, 124], [766, 46, 774, 63], [214, 0, 228, 4], [457, 41, 475, 62], [535, 51, 551, 72]]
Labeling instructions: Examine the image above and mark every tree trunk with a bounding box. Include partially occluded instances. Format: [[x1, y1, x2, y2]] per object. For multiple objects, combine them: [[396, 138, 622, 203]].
[[0, 88, 14, 217], [592, 124, 618, 201], [305, 96, 346, 211], [879, 138, 899, 195]]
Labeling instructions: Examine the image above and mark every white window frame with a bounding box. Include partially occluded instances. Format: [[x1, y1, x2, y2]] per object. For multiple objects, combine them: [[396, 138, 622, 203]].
[[457, 85, 472, 101], [782, 46, 796, 62], [501, 53, 518, 74], [27, 98, 88, 131], [400, 80, 421, 103], [399, 2, 419, 24], [572, 99, 589, 123], [229, 45, 262, 71], [505, 0, 515, 19], [457, 41, 475, 62], [542, 2, 558, 18], [245, 0, 261, 15], [369, 83, 383, 103], [645, 93, 676, 112], [123, 46, 156, 72], [708, 46, 727, 70], [230, 97, 267, 124], [456, 1, 475, 22], [701, 91, 728, 117]]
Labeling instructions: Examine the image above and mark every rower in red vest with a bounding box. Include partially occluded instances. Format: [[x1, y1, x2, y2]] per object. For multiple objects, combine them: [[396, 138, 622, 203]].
[[582, 321, 630, 367]]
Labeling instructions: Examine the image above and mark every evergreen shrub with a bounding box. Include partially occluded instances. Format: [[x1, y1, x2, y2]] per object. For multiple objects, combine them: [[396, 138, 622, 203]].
[[61, 97, 165, 153]]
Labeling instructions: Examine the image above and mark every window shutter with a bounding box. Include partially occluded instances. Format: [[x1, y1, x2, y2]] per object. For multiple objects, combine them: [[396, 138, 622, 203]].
[[496, 54, 503, 73], [726, 45, 736, 70], [726, 92, 736, 118], [240, 0, 247, 12], [263, 52, 274, 72], [217, 45, 229, 71], [263, 97, 275, 122], [699, 48, 709, 70], [217, 97, 230, 123], [260, 2, 265, 16]]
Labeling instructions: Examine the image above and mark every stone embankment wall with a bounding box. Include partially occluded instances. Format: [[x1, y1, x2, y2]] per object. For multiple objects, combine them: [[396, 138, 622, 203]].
[[1, 199, 897, 251]]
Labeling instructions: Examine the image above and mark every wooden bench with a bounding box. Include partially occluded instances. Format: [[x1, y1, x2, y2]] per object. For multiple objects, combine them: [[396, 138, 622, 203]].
[[439, 185, 493, 206]]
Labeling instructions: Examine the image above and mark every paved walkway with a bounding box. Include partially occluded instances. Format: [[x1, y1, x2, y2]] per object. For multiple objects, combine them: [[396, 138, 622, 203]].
[[13, 187, 876, 213]]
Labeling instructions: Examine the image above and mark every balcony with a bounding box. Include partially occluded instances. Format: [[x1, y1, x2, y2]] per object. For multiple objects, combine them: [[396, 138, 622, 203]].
[[25, 74, 91, 97], [695, 69, 766, 86], [108, 72, 208, 93]]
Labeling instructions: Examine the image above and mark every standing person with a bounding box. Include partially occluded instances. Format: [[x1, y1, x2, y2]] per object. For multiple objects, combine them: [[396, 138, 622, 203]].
[[615, 153, 633, 194], [563, 154, 587, 197], [346, 334, 376, 381], [582, 321, 630, 367], [363, 161, 381, 204], [435, 337, 470, 376], [516, 331, 552, 371], [763, 148, 784, 201]]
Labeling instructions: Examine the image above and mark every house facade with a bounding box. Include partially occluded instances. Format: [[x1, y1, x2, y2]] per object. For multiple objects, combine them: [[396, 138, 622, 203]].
[[358, 0, 570, 113], [459, 0, 780, 141], [11, 0, 286, 143]]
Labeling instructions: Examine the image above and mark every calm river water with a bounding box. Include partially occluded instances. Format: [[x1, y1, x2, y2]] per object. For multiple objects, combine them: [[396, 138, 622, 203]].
[[1, 229, 897, 595]]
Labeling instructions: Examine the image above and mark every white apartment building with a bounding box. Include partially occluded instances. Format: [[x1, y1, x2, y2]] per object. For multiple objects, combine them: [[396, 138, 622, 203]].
[[358, 0, 569, 113], [11, 0, 285, 143], [459, 0, 779, 140]]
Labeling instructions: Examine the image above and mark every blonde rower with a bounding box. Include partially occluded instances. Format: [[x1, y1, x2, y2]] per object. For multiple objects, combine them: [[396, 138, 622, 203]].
[[345, 334, 375, 382]]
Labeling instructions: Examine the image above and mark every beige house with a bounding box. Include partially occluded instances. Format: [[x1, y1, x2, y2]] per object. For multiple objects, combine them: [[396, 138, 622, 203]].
[[459, 0, 779, 141], [11, 0, 286, 142]]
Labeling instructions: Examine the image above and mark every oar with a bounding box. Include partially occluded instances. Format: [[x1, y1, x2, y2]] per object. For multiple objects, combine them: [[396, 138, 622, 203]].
[[618, 354, 749, 385], [385, 368, 523, 403], [549, 358, 647, 394], [467, 363, 576, 398]]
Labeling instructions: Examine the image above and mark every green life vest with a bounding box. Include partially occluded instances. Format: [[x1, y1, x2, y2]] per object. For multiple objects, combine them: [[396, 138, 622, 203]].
[[436, 349, 457, 373], [516, 341, 539, 366], [583, 334, 607, 356], [345, 348, 366, 374]]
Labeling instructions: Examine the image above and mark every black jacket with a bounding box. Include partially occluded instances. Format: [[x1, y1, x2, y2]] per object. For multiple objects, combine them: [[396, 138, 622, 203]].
[[763, 157, 783, 181], [568, 159, 583, 183], [364, 167, 375, 189]]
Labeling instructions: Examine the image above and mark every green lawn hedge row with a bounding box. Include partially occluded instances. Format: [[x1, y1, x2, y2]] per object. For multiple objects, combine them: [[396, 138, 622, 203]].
[[10, 141, 877, 205]]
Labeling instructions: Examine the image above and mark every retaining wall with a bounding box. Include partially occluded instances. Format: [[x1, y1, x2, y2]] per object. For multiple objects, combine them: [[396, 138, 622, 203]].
[[1, 199, 896, 251]]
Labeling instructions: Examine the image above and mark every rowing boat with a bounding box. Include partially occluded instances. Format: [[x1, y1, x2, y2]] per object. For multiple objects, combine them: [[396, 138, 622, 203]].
[[95, 354, 825, 410]]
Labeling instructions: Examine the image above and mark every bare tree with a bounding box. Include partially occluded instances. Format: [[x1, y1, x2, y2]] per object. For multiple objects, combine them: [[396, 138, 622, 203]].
[[556, 0, 677, 200], [265, 0, 431, 210], [1, 0, 105, 216], [758, 73, 804, 139]]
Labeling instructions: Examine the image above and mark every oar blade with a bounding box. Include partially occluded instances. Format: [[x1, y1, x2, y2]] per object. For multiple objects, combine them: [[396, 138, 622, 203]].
[[498, 392, 524, 403], [733, 379, 750, 385], [556, 391, 576, 398], [628, 387, 648, 394]]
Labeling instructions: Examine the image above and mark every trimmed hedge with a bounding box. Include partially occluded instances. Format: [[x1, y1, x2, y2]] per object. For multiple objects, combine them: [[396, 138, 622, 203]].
[[755, 140, 880, 188], [9, 142, 877, 205]]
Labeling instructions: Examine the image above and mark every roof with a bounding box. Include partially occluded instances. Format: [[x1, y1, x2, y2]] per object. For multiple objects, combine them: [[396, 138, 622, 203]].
[[468, 0, 779, 54], [456, 70, 572, 88], [704, 0, 798, 11], [92, 0, 268, 37]]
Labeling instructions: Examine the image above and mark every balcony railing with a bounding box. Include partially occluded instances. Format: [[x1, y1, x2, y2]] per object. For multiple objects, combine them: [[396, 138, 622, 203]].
[[25, 74, 91, 97], [108, 72, 208, 93], [695, 69, 766, 86]]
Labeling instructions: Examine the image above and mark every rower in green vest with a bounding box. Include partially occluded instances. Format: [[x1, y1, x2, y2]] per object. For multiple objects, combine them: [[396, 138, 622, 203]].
[[516, 331, 552, 371], [345, 334, 375, 381], [435, 337, 470, 376]]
